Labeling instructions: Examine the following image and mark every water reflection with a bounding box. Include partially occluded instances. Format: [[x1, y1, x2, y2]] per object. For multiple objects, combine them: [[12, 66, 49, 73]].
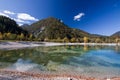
[[0, 46, 87, 65], [0, 45, 120, 75], [0, 46, 120, 64], [9, 59, 38, 71]]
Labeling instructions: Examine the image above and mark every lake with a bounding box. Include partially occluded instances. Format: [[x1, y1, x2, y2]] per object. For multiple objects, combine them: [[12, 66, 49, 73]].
[[0, 45, 120, 78]]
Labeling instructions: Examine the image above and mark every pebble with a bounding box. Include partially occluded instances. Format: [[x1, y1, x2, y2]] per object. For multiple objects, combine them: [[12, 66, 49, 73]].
[[0, 70, 120, 80]]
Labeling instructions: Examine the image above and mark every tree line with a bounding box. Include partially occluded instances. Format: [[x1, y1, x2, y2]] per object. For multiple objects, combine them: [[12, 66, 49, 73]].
[[0, 32, 34, 41], [0, 31, 120, 43], [0, 16, 120, 43]]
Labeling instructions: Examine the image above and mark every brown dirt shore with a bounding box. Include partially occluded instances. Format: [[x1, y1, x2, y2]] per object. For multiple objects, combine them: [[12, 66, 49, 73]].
[[0, 70, 120, 80]]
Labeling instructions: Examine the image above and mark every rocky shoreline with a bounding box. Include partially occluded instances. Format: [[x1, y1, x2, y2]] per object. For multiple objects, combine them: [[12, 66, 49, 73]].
[[0, 41, 120, 50], [0, 70, 120, 80]]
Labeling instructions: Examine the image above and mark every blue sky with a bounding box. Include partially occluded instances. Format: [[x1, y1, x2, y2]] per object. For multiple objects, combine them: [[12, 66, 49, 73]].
[[0, 0, 120, 36]]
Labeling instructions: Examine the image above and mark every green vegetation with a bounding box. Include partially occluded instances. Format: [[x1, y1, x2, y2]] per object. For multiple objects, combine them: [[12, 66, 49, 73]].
[[0, 16, 28, 34], [24, 17, 90, 40], [0, 16, 32, 41], [0, 15, 120, 43]]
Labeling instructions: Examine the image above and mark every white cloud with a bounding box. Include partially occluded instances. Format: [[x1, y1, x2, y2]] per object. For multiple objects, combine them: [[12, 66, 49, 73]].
[[3, 10, 15, 15], [17, 13, 38, 21], [0, 10, 39, 26], [14, 18, 25, 23], [0, 12, 9, 17], [18, 23, 24, 26], [13, 18, 30, 26], [74, 13, 85, 21]]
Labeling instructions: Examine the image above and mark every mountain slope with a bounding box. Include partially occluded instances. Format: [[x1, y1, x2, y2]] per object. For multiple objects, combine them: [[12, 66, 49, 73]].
[[111, 31, 120, 38], [24, 17, 90, 40], [0, 16, 28, 35]]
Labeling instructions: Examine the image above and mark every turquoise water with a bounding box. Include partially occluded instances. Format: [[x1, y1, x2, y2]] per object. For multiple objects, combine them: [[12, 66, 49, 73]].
[[0, 45, 120, 77]]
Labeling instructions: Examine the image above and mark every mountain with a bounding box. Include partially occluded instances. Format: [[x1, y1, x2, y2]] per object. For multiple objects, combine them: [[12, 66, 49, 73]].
[[91, 34, 108, 38], [111, 31, 120, 38], [21, 24, 30, 28], [0, 16, 117, 42], [24, 17, 90, 40], [0, 16, 28, 35]]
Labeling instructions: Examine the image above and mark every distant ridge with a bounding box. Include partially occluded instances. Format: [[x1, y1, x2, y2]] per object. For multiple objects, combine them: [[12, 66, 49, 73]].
[[111, 31, 120, 38]]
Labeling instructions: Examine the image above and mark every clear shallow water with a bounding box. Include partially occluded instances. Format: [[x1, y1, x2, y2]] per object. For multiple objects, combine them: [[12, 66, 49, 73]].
[[0, 45, 120, 78]]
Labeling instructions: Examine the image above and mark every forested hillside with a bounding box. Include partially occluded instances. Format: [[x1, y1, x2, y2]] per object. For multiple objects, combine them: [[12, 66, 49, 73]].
[[24, 17, 90, 42], [0, 16, 119, 43], [0, 16, 33, 40]]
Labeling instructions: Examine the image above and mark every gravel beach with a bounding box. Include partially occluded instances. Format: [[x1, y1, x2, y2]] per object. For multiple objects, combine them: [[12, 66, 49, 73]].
[[0, 41, 119, 50], [0, 70, 120, 80]]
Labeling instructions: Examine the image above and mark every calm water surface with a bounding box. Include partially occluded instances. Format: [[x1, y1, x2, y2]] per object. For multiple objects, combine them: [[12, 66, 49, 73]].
[[0, 45, 120, 78]]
